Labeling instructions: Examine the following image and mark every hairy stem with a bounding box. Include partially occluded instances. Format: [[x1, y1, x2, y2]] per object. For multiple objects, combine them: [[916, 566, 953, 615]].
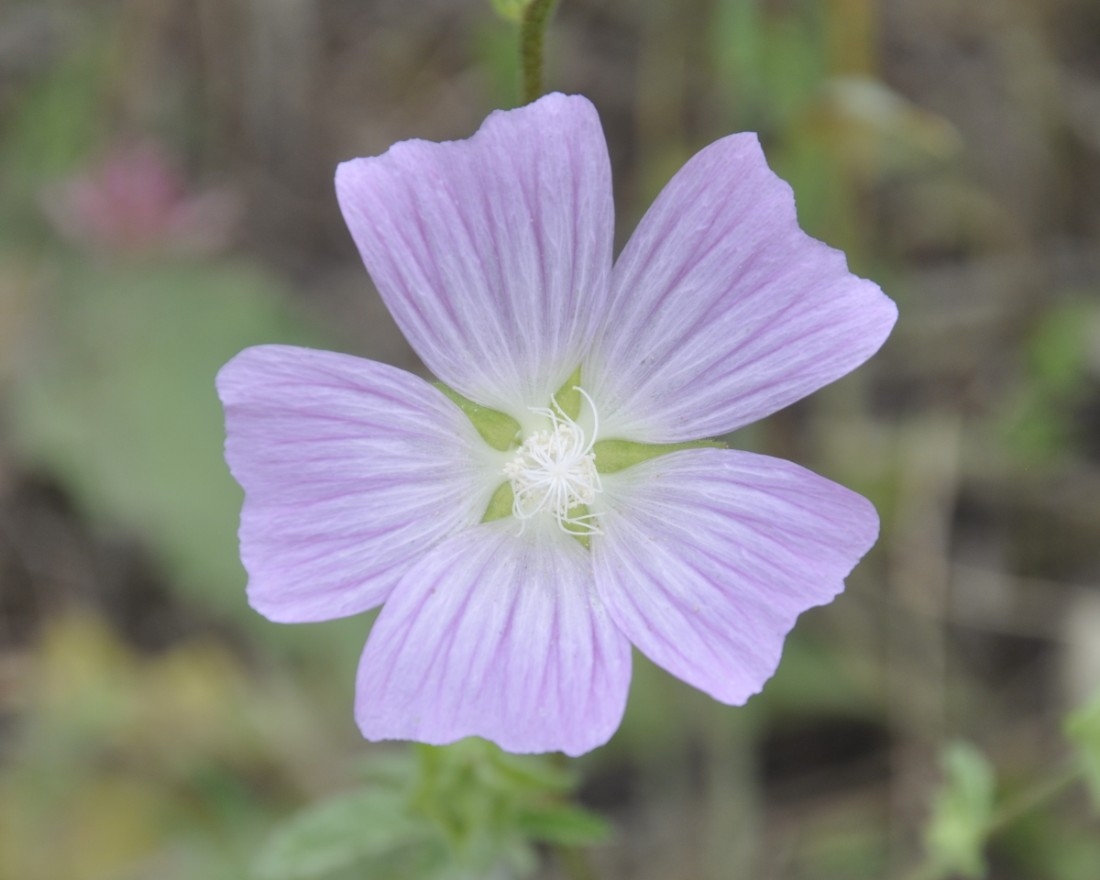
[[521, 0, 559, 103]]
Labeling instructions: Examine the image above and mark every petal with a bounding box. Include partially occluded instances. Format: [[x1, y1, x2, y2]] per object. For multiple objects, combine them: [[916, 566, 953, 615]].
[[356, 522, 632, 756], [336, 93, 614, 416], [588, 134, 897, 443], [592, 448, 878, 705], [217, 345, 501, 623]]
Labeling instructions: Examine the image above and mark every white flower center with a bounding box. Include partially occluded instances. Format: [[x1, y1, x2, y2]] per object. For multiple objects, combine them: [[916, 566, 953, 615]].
[[503, 388, 602, 536]]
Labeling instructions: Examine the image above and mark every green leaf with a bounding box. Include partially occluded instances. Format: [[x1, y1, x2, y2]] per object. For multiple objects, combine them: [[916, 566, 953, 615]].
[[1029, 300, 1093, 392], [490, 0, 530, 23], [487, 751, 577, 794], [253, 788, 435, 880], [8, 259, 324, 620], [924, 742, 996, 879], [516, 804, 611, 847], [1065, 690, 1100, 811]]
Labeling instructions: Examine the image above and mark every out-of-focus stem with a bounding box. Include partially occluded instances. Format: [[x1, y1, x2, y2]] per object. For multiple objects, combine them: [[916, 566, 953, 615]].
[[985, 758, 1083, 835], [521, 0, 559, 103]]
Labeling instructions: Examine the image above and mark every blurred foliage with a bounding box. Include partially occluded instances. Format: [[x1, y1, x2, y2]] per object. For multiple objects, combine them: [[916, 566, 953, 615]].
[[1066, 690, 1100, 810], [923, 743, 997, 879], [1002, 296, 1100, 463], [255, 742, 607, 880], [490, 0, 532, 25], [9, 257, 321, 617], [0, 614, 333, 880]]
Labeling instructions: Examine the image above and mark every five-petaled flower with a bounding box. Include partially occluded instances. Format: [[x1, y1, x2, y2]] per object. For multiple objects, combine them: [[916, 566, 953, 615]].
[[217, 93, 897, 756]]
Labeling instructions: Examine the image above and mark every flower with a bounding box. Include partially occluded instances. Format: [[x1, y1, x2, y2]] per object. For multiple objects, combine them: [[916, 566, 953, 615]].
[[217, 93, 897, 756], [42, 140, 239, 256]]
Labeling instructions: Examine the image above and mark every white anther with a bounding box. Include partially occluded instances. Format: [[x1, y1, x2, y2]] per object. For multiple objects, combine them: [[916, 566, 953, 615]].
[[503, 387, 602, 536]]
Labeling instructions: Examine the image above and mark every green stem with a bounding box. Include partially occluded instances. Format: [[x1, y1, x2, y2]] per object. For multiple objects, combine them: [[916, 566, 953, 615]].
[[521, 0, 559, 103], [984, 758, 1083, 836]]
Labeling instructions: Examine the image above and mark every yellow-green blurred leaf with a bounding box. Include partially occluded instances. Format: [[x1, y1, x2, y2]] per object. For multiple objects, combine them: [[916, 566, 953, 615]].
[[490, 0, 529, 23], [516, 804, 611, 847], [924, 742, 996, 879], [1066, 690, 1100, 811], [253, 789, 436, 880]]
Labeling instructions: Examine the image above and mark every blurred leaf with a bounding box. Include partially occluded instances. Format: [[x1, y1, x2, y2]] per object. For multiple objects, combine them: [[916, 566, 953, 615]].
[[488, 750, 577, 794], [712, 0, 825, 128], [995, 806, 1100, 880], [815, 76, 962, 176], [1, 616, 286, 880], [516, 804, 610, 846], [253, 788, 435, 880], [1028, 299, 1093, 391], [924, 742, 996, 879], [0, 33, 109, 228], [356, 750, 421, 789], [490, 0, 529, 23], [1001, 297, 1098, 462], [1065, 690, 1100, 811], [10, 258, 325, 620]]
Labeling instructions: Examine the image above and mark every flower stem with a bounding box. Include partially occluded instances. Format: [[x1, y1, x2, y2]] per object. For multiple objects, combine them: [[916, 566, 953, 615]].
[[521, 0, 559, 103]]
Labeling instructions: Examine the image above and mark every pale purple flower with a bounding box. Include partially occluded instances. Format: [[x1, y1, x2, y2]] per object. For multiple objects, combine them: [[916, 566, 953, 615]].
[[217, 94, 897, 756]]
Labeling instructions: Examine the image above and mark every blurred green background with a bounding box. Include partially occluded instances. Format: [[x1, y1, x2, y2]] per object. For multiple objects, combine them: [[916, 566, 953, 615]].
[[1, 0, 1099, 878]]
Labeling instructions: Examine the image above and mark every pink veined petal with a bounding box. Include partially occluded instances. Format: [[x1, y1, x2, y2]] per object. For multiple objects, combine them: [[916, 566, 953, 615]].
[[592, 448, 879, 705], [336, 93, 614, 416], [356, 521, 632, 757], [217, 345, 500, 623], [588, 133, 898, 443]]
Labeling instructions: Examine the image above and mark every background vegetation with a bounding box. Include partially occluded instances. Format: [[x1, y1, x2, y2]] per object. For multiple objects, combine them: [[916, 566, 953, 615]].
[[1, 1, 1098, 878]]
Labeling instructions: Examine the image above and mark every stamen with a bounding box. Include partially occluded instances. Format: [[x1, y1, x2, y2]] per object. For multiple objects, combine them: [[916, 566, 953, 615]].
[[503, 387, 602, 536]]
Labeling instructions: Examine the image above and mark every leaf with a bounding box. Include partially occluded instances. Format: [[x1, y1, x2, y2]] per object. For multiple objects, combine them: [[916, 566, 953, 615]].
[[516, 804, 611, 847], [489, 0, 530, 23], [1065, 690, 1100, 811], [9, 258, 325, 620], [924, 742, 996, 879], [487, 751, 577, 795], [253, 788, 435, 880]]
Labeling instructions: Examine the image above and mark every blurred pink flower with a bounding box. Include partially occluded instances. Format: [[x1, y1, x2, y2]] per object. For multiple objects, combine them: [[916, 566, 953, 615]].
[[217, 94, 897, 756], [42, 141, 238, 255]]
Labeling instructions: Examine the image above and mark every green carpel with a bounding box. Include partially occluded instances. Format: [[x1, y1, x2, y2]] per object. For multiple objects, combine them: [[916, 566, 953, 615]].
[[435, 383, 521, 451], [593, 438, 726, 473]]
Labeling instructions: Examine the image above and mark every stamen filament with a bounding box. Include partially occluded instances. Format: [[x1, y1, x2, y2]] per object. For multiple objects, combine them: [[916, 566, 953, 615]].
[[503, 386, 602, 536]]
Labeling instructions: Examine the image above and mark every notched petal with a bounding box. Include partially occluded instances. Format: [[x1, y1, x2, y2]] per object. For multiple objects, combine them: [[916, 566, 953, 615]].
[[336, 93, 615, 414], [589, 132, 897, 442], [594, 447, 879, 705], [356, 523, 632, 756], [217, 344, 501, 623]]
